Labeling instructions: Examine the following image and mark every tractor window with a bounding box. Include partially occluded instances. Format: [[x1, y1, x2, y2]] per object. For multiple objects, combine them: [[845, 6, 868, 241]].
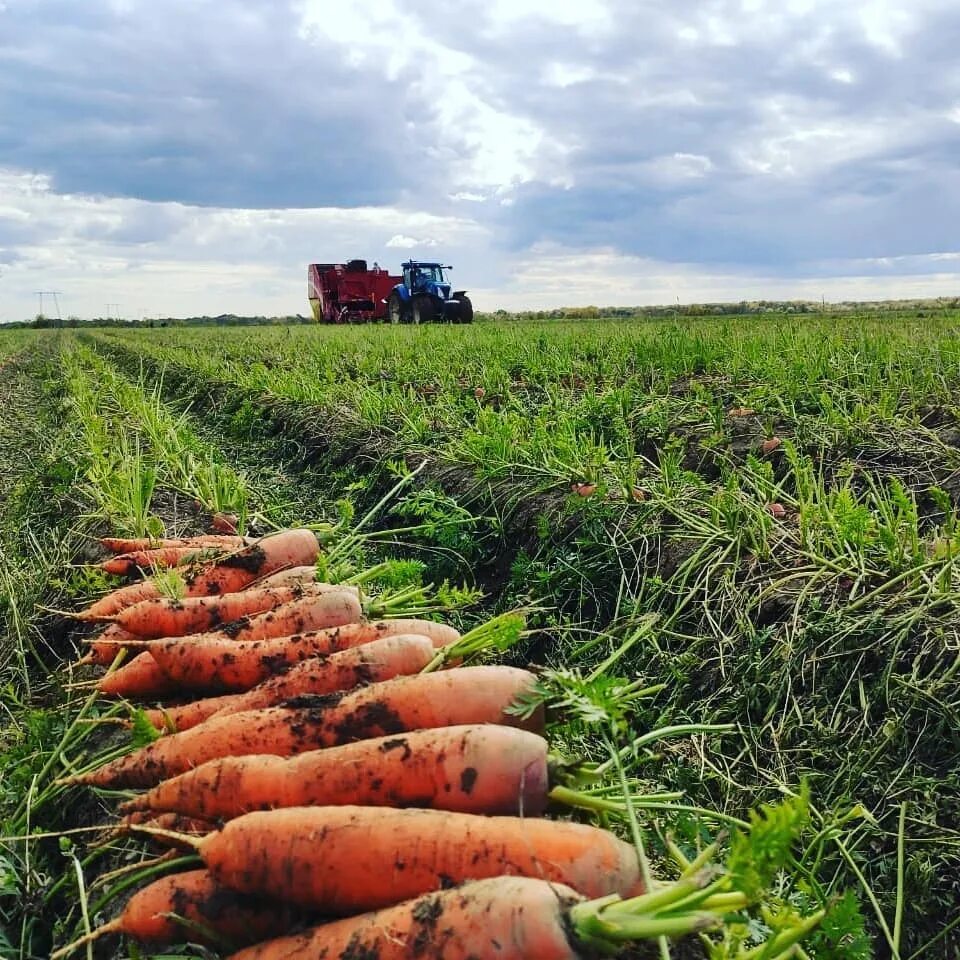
[[405, 265, 445, 285]]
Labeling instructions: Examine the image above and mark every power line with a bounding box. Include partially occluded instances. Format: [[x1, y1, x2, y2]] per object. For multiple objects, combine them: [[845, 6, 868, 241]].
[[34, 291, 63, 320]]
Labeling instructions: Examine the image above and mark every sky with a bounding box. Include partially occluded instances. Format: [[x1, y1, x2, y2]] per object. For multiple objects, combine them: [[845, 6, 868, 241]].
[[2, 0, 960, 320]]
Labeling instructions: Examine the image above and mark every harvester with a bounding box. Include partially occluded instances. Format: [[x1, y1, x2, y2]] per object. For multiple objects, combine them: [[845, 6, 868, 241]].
[[307, 259, 473, 324], [308, 260, 399, 323]]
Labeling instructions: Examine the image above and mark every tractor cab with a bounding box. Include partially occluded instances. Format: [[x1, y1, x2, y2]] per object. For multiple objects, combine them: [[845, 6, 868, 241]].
[[403, 262, 451, 299]]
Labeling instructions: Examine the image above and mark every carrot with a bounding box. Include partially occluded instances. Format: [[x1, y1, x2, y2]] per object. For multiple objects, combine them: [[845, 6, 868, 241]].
[[78, 580, 173, 621], [183, 590, 364, 645], [50, 869, 303, 956], [110, 582, 359, 639], [118, 811, 216, 851], [78, 529, 320, 620], [97, 652, 179, 699], [78, 623, 138, 666], [143, 694, 247, 733], [250, 566, 318, 589], [141, 805, 644, 913], [225, 873, 732, 960], [101, 545, 226, 577], [70, 666, 540, 787], [211, 512, 239, 533], [143, 633, 438, 728], [224, 876, 587, 960], [99, 534, 251, 553], [138, 618, 460, 691], [203, 633, 436, 712], [120, 725, 551, 820]]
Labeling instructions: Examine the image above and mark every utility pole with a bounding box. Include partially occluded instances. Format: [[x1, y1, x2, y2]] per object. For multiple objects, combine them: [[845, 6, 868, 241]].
[[35, 291, 63, 319], [35, 291, 63, 323]]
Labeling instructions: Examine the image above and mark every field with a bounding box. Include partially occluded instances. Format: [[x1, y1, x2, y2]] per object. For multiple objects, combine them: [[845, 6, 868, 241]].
[[2, 312, 960, 958]]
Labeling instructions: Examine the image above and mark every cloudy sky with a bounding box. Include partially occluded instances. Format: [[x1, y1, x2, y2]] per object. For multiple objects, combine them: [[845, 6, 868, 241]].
[[1, 0, 959, 320]]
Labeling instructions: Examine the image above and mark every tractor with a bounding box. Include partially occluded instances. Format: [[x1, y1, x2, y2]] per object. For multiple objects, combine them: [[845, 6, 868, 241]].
[[385, 261, 473, 324]]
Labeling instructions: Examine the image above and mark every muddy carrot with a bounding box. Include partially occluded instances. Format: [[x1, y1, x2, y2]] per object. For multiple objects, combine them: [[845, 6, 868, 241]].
[[97, 652, 178, 699], [165, 589, 362, 645], [143, 694, 247, 733], [120, 725, 551, 820], [78, 623, 138, 666], [110, 582, 359, 639], [69, 666, 540, 787], [207, 633, 437, 706], [136, 805, 644, 913], [99, 534, 250, 554], [144, 633, 438, 727], [49, 869, 303, 957], [101, 545, 227, 577], [225, 877, 582, 960], [77, 529, 320, 619], [224, 874, 740, 960], [136, 618, 460, 691]]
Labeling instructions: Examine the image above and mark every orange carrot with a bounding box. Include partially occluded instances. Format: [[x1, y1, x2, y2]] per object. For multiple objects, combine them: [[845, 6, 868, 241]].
[[120, 725, 551, 820], [71, 666, 540, 787], [211, 512, 239, 534], [78, 529, 320, 620], [195, 633, 438, 710], [144, 805, 643, 913], [249, 566, 318, 589], [143, 633, 439, 728], [184, 590, 363, 645], [97, 652, 178, 699], [118, 811, 216, 851], [143, 694, 247, 733], [50, 869, 303, 956], [101, 545, 226, 577], [79, 623, 137, 666], [138, 618, 460, 691], [78, 580, 172, 621], [225, 877, 588, 960], [111, 582, 359, 639], [99, 534, 250, 553]]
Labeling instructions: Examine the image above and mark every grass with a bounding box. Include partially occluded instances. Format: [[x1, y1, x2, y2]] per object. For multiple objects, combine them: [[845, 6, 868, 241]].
[[3, 313, 960, 955], [81, 312, 960, 953]]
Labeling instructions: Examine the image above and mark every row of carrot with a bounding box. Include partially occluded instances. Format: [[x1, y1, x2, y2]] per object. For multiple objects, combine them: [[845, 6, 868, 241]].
[[54, 527, 751, 959]]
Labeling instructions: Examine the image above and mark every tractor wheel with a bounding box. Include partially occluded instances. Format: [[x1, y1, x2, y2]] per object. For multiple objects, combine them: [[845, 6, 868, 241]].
[[458, 296, 474, 324], [387, 292, 406, 325], [413, 295, 436, 325]]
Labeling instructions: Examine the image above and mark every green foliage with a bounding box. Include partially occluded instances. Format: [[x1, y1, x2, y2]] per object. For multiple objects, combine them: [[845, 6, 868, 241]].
[[727, 786, 810, 902], [130, 708, 162, 748], [804, 890, 871, 960], [0, 708, 65, 809]]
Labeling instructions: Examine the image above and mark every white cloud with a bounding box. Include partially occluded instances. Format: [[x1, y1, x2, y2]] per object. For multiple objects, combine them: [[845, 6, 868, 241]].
[[385, 235, 439, 249], [298, 0, 550, 192]]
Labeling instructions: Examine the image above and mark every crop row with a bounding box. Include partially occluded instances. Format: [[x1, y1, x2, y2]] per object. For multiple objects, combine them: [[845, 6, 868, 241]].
[[1, 338, 842, 960], [81, 320, 960, 955]]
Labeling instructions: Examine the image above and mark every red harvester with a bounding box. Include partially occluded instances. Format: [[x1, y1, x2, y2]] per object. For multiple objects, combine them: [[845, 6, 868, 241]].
[[308, 260, 401, 324]]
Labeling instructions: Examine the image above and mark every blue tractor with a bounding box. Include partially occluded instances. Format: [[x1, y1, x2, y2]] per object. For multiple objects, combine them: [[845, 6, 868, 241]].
[[385, 261, 473, 324]]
